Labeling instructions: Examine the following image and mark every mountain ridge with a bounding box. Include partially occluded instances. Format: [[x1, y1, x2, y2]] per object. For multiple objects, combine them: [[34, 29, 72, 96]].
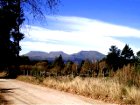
[[24, 51, 106, 62]]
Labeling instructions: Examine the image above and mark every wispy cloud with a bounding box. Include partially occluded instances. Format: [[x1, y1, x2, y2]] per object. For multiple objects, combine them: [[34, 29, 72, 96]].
[[21, 16, 140, 55], [46, 16, 140, 37]]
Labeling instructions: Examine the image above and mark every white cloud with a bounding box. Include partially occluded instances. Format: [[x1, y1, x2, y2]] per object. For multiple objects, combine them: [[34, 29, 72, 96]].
[[46, 15, 140, 37], [21, 16, 140, 55]]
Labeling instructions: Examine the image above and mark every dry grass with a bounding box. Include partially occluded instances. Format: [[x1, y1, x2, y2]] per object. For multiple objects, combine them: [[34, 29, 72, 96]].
[[17, 75, 41, 85], [0, 71, 7, 78], [17, 75, 140, 104], [115, 64, 140, 87]]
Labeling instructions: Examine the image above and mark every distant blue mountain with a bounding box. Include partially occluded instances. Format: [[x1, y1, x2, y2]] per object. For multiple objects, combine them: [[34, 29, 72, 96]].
[[24, 51, 106, 62]]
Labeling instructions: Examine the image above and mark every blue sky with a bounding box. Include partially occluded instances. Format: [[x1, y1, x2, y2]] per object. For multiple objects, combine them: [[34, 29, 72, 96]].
[[56, 0, 140, 30], [21, 0, 140, 55]]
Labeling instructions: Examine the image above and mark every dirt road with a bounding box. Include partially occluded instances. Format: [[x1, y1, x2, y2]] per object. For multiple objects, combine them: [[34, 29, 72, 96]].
[[0, 79, 115, 105]]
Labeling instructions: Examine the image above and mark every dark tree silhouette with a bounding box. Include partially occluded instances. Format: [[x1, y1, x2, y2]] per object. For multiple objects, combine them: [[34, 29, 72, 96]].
[[106, 45, 121, 71], [137, 51, 140, 61], [121, 44, 134, 60], [0, 0, 60, 76], [0, 0, 26, 78], [121, 44, 134, 65], [0, 0, 24, 68]]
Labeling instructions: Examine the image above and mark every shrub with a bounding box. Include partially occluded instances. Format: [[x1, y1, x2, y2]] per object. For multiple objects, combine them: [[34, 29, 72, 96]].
[[115, 64, 140, 87]]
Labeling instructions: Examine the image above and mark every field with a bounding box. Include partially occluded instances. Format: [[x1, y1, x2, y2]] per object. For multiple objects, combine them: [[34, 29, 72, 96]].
[[17, 73, 140, 104]]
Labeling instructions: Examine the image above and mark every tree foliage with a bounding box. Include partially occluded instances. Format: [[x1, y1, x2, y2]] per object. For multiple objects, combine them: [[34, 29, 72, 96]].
[[51, 55, 64, 75], [137, 51, 140, 56], [121, 44, 134, 62], [0, 0, 60, 71], [106, 45, 121, 71], [106, 44, 135, 71], [81, 59, 91, 76], [0, 0, 24, 69]]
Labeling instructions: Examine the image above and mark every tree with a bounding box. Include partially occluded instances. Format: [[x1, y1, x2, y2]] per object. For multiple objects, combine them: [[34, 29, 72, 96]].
[[0, 0, 59, 71], [121, 44, 134, 65], [137, 51, 140, 61], [63, 61, 73, 75], [106, 45, 121, 71], [0, 0, 24, 70], [19, 56, 30, 65], [35, 61, 48, 77], [136, 51, 140, 73], [51, 55, 64, 75], [71, 62, 78, 76], [22, 0, 60, 18], [109, 45, 121, 55], [80, 59, 92, 76], [121, 44, 134, 60]]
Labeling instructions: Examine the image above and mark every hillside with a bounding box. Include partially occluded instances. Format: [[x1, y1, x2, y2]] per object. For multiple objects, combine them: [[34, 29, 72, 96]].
[[24, 51, 106, 62]]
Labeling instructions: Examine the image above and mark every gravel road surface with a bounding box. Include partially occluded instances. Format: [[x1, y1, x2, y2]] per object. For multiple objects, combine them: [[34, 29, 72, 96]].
[[0, 79, 115, 105]]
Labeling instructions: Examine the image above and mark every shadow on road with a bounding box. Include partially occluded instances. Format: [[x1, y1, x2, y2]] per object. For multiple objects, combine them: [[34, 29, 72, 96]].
[[0, 87, 18, 105], [0, 94, 9, 105], [0, 88, 18, 93]]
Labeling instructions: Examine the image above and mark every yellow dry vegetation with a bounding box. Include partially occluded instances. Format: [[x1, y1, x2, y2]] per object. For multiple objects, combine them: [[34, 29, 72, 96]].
[[17, 75, 140, 104]]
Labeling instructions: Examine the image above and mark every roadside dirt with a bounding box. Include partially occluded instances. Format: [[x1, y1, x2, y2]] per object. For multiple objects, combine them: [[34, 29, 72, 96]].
[[0, 79, 116, 105]]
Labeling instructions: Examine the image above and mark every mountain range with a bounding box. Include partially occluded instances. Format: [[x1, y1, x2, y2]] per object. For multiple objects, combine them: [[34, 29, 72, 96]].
[[24, 51, 106, 63]]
